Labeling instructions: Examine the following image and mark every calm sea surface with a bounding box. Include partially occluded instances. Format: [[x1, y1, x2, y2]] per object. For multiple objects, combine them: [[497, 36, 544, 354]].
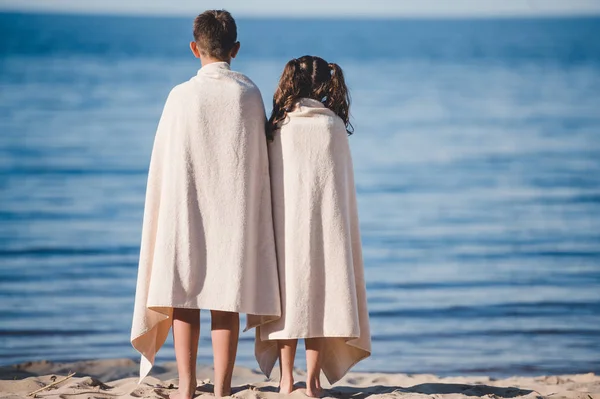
[[0, 12, 599, 377]]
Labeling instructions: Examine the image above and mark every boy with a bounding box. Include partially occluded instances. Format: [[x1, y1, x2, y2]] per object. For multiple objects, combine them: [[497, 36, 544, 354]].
[[131, 10, 280, 399]]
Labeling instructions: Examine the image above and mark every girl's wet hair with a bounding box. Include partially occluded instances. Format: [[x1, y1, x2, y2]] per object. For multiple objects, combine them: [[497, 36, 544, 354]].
[[267, 55, 353, 140]]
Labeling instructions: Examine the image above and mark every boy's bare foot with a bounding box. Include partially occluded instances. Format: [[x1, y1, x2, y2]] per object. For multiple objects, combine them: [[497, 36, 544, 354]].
[[305, 389, 325, 397], [171, 309, 200, 399], [169, 383, 197, 399], [279, 377, 295, 394], [305, 378, 324, 398], [213, 385, 231, 397], [211, 311, 239, 398], [305, 387, 324, 398]]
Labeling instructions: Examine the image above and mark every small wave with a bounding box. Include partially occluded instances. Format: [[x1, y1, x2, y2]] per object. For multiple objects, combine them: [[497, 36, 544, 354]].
[[0, 246, 139, 257], [369, 300, 600, 319], [0, 329, 116, 337], [372, 328, 600, 342]]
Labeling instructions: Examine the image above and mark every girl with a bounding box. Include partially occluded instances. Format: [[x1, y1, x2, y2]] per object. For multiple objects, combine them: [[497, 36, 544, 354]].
[[256, 56, 371, 397]]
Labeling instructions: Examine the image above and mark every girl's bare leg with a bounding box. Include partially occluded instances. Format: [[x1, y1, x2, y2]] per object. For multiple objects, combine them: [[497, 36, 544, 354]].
[[171, 308, 200, 399], [305, 338, 325, 398], [211, 310, 239, 397], [278, 339, 298, 394]]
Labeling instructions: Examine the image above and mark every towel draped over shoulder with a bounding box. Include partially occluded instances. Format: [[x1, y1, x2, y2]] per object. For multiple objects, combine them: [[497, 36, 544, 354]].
[[131, 62, 280, 381], [255, 98, 371, 384]]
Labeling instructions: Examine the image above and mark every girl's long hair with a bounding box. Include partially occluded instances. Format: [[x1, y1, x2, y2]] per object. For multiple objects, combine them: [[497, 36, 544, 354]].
[[267, 55, 353, 140]]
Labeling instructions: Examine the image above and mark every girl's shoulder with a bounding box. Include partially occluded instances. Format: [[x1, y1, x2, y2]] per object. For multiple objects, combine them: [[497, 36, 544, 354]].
[[287, 98, 339, 121], [281, 107, 346, 137]]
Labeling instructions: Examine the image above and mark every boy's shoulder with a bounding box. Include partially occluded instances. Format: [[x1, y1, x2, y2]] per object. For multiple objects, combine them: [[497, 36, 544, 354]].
[[223, 69, 262, 100], [165, 70, 263, 105], [230, 69, 259, 88], [168, 80, 195, 99], [238, 73, 266, 106]]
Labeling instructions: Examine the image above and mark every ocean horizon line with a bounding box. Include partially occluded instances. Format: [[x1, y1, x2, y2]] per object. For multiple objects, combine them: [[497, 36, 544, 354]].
[[1, 8, 600, 22]]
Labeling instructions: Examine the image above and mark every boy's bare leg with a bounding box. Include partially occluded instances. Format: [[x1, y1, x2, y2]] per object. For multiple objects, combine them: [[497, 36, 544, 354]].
[[305, 338, 325, 398], [278, 339, 298, 394], [171, 308, 200, 399], [211, 310, 239, 397]]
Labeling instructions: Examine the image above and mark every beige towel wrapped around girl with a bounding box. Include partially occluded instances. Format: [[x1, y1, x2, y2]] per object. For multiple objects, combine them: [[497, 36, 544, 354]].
[[130, 62, 281, 381], [256, 97, 371, 385]]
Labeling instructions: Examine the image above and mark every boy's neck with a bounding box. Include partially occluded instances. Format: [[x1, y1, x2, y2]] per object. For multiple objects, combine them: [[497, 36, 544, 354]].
[[200, 57, 231, 67]]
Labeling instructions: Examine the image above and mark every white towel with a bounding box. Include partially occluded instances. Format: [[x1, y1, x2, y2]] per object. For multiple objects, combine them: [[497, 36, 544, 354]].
[[131, 62, 280, 381], [256, 98, 371, 384]]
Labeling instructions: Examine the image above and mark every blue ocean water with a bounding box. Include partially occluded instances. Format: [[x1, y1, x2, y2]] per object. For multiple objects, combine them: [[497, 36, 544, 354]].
[[0, 12, 599, 377]]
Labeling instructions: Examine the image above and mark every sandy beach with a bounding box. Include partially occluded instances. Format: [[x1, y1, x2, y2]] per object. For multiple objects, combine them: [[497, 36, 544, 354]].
[[0, 359, 598, 399]]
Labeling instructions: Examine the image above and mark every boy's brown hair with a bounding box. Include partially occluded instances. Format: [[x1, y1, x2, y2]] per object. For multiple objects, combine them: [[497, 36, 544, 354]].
[[193, 10, 237, 61]]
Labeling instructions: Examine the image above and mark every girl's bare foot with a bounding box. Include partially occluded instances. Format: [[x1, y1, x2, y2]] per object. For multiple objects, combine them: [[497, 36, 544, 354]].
[[278, 339, 298, 395], [279, 377, 295, 394], [305, 338, 325, 397]]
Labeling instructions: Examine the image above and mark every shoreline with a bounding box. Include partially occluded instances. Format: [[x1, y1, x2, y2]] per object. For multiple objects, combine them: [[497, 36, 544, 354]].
[[1, 359, 598, 399]]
